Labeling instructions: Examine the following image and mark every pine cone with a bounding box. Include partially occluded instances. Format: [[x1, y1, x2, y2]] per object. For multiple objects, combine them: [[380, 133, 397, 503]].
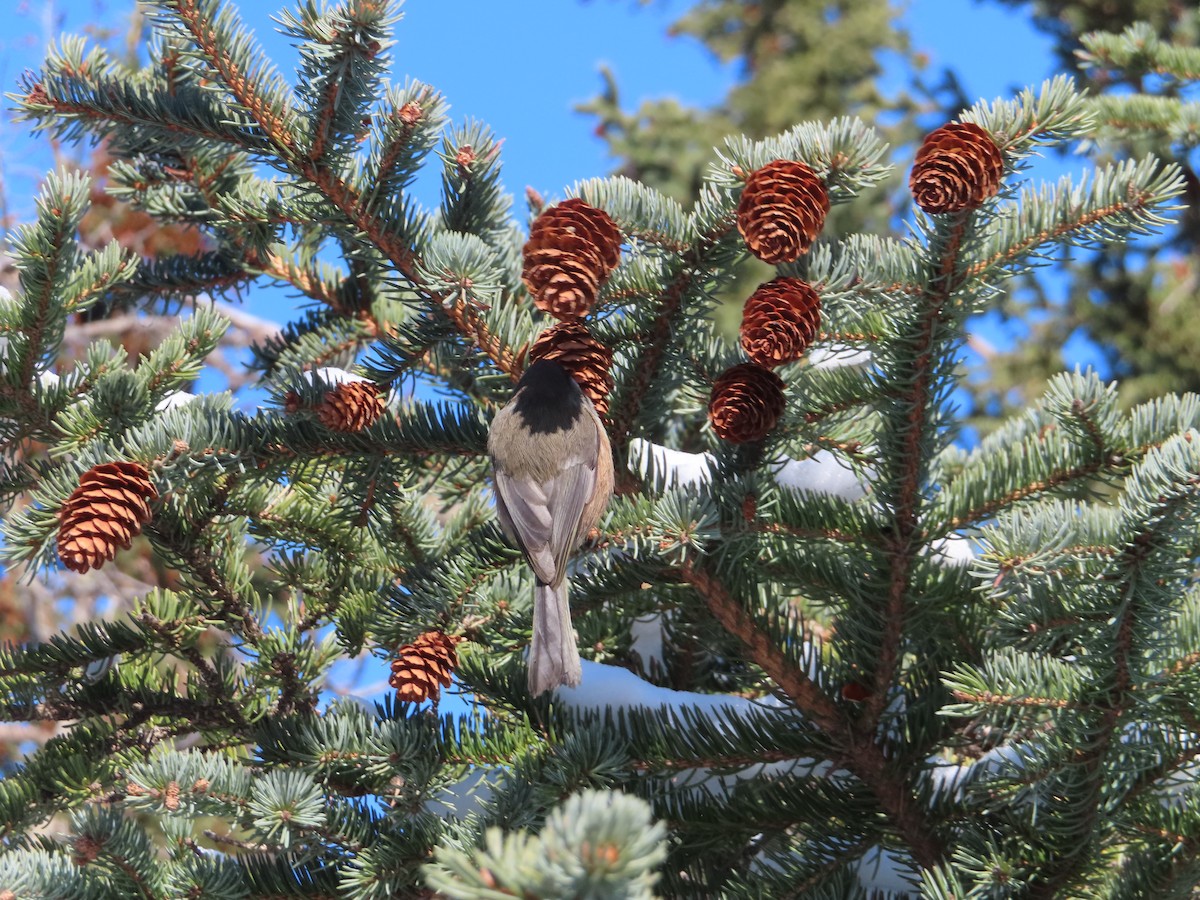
[[316, 381, 386, 432], [736, 160, 830, 264], [528, 322, 614, 416], [58, 462, 158, 574], [522, 198, 622, 320], [910, 122, 1003, 214], [389, 631, 463, 704], [740, 277, 822, 367], [708, 363, 787, 444]]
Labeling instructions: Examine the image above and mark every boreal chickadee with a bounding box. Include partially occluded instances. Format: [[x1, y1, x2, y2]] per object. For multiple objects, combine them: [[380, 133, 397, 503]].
[[488, 359, 614, 695]]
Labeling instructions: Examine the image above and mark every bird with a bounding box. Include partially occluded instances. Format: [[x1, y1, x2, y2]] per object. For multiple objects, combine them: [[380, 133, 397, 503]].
[[488, 359, 614, 695]]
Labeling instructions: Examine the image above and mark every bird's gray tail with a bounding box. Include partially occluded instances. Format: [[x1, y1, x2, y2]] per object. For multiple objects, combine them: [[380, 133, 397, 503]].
[[528, 581, 581, 695]]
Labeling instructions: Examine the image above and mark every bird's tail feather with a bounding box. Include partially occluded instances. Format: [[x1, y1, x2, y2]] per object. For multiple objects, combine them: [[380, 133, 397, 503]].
[[528, 581, 581, 695]]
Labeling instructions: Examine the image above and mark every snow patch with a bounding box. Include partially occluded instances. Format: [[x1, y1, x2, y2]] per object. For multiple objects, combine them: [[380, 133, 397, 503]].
[[773, 451, 869, 500]]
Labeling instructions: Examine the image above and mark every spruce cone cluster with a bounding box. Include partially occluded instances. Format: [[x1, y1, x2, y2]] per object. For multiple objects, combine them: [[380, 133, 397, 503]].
[[708, 363, 787, 444], [316, 381, 386, 433], [58, 462, 158, 574], [389, 631, 463, 704], [740, 277, 822, 367], [528, 322, 614, 416], [910, 122, 1004, 214], [522, 198, 622, 320], [737, 160, 830, 263]]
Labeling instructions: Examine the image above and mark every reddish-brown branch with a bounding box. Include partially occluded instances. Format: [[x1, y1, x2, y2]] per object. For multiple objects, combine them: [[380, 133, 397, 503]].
[[942, 461, 1106, 531], [940, 424, 1182, 534], [173, 0, 297, 155], [868, 216, 971, 725], [173, 2, 517, 376], [967, 195, 1161, 277], [949, 689, 1074, 709], [683, 560, 842, 731], [608, 232, 735, 480], [307, 75, 343, 164], [681, 559, 942, 868]]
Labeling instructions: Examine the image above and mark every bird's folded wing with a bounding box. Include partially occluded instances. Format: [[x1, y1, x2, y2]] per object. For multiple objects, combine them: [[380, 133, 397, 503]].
[[547, 460, 596, 578], [494, 459, 594, 586]]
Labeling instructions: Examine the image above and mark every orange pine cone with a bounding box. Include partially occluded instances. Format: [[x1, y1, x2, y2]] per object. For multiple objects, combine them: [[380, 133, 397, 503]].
[[522, 198, 622, 321], [736, 160, 830, 264], [740, 278, 822, 367], [528, 322, 614, 416], [57, 462, 158, 574], [389, 631, 463, 704], [316, 381, 386, 433], [708, 363, 787, 444], [910, 122, 1004, 214]]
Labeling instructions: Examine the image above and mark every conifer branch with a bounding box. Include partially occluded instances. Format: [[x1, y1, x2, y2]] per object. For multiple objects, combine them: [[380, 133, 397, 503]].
[[149, 525, 264, 643], [870, 215, 972, 726], [943, 460, 1106, 531], [4, 7, 1196, 894], [169, 0, 300, 160], [1031, 471, 1199, 895], [33, 4, 516, 374], [1030, 589, 1134, 896], [968, 188, 1171, 277], [941, 422, 1184, 533], [1079, 23, 1200, 83], [15, 693, 243, 733], [681, 557, 942, 868], [609, 229, 732, 472]]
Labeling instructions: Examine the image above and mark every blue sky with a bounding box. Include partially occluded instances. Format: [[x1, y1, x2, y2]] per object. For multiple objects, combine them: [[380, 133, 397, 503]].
[[0, 0, 1062, 221]]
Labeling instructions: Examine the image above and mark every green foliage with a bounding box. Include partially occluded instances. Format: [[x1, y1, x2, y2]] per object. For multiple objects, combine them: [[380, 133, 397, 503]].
[[581, 0, 916, 209], [0, 1, 1198, 897], [580, 0, 930, 326], [426, 790, 668, 899], [963, 12, 1200, 428], [984, 0, 1197, 69]]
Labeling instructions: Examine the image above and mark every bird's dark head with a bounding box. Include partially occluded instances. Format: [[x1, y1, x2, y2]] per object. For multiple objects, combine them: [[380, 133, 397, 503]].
[[513, 360, 584, 434]]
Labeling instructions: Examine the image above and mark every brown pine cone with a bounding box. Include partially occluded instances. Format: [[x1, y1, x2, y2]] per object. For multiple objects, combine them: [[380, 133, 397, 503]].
[[736, 160, 830, 264], [58, 462, 158, 574], [316, 381, 386, 433], [528, 322, 614, 416], [522, 249, 605, 321], [740, 278, 822, 367], [708, 363, 787, 444], [389, 631, 463, 704], [522, 198, 622, 320], [910, 122, 1004, 214], [530, 198, 622, 269]]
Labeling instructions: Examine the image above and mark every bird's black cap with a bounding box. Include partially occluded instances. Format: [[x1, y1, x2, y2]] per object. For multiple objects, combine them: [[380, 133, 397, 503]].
[[513, 359, 584, 435]]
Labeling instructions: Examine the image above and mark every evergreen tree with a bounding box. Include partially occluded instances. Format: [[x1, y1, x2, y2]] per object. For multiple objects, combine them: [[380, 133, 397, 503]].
[[581, 0, 928, 335], [588, 1, 1200, 428], [965, 8, 1200, 426], [582, 0, 918, 208], [0, 2, 1197, 898], [985, 0, 1195, 70]]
